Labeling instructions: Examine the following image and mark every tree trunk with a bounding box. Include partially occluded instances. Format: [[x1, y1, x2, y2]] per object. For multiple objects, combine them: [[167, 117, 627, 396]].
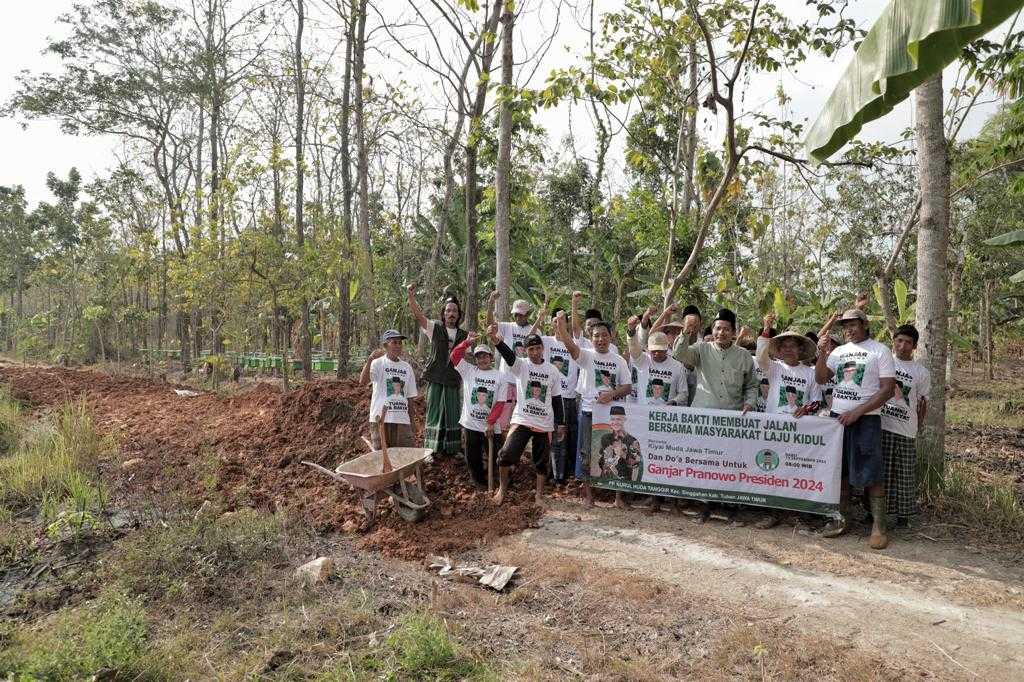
[[353, 0, 375, 345], [945, 243, 965, 386], [206, 1, 225, 355], [983, 279, 994, 380], [493, 1, 514, 319], [295, 0, 312, 380], [337, 3, 356, 377], [913, 74, 949, 489], [462, 0, 503, 331]]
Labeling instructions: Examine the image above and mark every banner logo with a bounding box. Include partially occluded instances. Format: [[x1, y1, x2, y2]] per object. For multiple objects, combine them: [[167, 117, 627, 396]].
[[755, 448, 780, 472]]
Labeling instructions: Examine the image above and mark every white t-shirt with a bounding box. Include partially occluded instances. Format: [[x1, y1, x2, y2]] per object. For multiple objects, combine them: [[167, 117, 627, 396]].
[[818, 376, 836, 416], [542, 335, 579, 397], [454, 358, 514, 434], [881, 357, 931, 438], [508, 359, 563, 432], [497, 321, 533, 372], [575, 348, 632, 412], [754, 363, 769, 412], [764, 360, 822, 415], [369, 356, 418, 424], [629, 354, 686, 405], [826, 339, 896, 416]]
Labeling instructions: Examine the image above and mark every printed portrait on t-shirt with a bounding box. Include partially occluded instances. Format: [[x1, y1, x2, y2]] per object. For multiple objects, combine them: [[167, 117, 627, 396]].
[[597, 369, 616, 390], [513, 341, 526, 358], [551, 356, 568, 376], [386, 376, 406, 397], [779, 385, 803, 408], [893, 379, 911, 405], [759, 378, 770, 400], [837, 360, 865, 387], [823, 386, 834, 410], [526, 380, 547, 403], [472, 384, 494, 409], [646, 378, 667, 402]]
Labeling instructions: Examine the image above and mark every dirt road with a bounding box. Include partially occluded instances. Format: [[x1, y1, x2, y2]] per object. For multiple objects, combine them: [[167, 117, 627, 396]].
[[499, 503, 1024, 680]]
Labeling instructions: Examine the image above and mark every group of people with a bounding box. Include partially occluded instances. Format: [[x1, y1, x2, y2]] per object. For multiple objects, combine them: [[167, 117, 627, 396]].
[[359, 286, 931, 551]]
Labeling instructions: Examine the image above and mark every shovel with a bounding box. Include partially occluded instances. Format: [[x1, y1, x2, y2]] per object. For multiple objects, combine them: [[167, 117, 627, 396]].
[[378, 407, 394, 474]]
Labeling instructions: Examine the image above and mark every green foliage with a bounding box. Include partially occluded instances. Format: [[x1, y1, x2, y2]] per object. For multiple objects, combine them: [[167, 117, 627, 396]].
[[0, 401, 110, 529], [320, 613, 495, 682], [0, 589, 160, 681]]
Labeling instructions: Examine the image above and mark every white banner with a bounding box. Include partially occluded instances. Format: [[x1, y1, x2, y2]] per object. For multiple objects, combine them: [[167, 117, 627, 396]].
[[584, 404, 843, 514]]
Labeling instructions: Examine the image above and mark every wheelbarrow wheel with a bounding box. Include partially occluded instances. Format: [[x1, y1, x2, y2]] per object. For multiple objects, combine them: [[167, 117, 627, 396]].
[[393, 481, 427, 522]]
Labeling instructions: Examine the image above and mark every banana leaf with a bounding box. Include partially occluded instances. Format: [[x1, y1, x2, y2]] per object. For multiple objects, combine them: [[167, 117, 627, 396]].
[[984, 228, 1024, 246], [806, 0, 1024, 162]]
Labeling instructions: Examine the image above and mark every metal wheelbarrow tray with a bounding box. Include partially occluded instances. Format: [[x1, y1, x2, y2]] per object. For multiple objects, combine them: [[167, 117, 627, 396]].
[[302, 447, 432, 524]]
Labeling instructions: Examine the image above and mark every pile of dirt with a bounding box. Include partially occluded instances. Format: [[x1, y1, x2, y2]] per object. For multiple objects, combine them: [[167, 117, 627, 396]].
[[0, 364, 543, 559]]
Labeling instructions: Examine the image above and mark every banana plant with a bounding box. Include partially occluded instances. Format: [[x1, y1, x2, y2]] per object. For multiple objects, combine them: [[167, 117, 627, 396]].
[[806, 0, 1024, 162], [984, 228, 1024, 283]]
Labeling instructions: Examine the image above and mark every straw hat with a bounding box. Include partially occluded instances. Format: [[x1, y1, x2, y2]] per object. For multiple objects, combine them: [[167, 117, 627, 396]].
[[768, 331, 817, 362]]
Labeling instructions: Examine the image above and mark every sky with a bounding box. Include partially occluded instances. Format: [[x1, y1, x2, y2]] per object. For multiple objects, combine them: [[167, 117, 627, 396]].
[[0, 0, 1016, 206]]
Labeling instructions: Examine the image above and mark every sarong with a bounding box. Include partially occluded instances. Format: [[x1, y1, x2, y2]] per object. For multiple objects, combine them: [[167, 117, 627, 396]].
[[424, 381, 462, 454]]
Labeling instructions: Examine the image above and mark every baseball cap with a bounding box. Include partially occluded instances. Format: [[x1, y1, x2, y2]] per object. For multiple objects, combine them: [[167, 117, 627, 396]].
[[380, 329, 406, 343], [511, 299, 531, 315], [472, 344, 493, 356], [524, 333, 544, 348], [839, 309, 868, 323], [647, 331, 671, 352]]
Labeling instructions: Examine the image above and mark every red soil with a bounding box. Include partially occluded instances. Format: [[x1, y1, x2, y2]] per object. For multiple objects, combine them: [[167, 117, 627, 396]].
[[0, 364, 543, 560]]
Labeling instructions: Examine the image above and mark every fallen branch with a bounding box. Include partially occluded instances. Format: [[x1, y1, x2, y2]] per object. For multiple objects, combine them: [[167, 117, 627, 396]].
[[926, 638, 979, 678]]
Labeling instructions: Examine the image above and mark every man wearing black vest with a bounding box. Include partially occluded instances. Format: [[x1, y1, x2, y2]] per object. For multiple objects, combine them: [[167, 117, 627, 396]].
[[408, 284, 468, 456]]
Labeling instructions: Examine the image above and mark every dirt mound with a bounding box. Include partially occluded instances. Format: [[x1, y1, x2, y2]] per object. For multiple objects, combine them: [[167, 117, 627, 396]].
[[0, 364, 542, 559]]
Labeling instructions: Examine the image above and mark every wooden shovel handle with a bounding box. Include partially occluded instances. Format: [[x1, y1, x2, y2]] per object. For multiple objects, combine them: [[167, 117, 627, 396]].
[[378, 407, 394, 474]]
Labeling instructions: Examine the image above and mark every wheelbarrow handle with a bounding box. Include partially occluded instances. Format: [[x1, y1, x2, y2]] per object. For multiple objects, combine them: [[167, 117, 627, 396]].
[[301, 460, 349, 485]]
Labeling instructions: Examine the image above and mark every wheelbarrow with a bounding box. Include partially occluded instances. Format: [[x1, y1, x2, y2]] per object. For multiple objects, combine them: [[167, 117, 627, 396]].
[[301, 425, 432, 524]]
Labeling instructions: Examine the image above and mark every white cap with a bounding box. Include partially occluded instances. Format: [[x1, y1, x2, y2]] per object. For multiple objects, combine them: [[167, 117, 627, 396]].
[[647, 331, 671, 352], [511, 299, 531, 315], [473, 345, 493, 357]]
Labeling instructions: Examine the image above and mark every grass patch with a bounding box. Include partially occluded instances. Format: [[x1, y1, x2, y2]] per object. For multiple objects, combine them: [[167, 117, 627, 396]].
[[928, 462, 1024, 537], [0, 588, 164, 681], [318, 613, 495, 682], [947, 397, 1024, 429], [0, 384, 22, 455], [0, 401, 111, 537], [114, 509, 295, 604]]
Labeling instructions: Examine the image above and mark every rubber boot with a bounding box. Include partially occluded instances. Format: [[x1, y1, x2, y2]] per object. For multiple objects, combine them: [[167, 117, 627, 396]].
[[868, 495, 889, 550]]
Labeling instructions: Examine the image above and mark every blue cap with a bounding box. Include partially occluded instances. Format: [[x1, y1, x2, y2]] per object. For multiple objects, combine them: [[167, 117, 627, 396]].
[[381, 329, 406, 343]]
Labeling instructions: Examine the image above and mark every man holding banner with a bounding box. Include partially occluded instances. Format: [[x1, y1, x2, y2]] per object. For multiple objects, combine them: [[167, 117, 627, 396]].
[[815, 308, 896, 550], [553, 310, 632, 508]]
